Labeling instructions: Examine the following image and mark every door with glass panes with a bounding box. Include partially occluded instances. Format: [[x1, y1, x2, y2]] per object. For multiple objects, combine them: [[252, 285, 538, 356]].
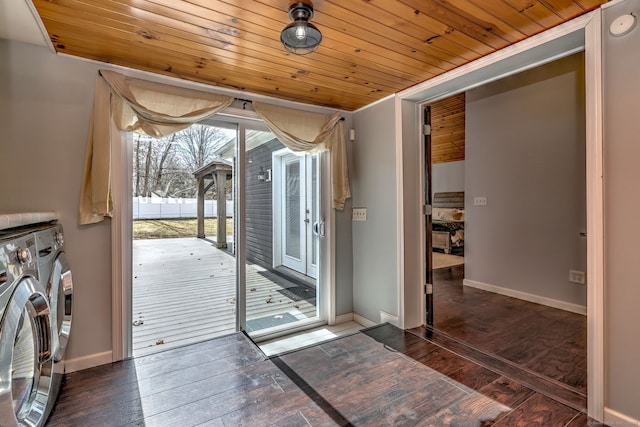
[[276, 152, 319, 279]]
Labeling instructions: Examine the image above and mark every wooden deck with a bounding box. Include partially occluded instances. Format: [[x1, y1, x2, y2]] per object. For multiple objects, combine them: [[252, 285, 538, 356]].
[[132, 238, 317, 357]]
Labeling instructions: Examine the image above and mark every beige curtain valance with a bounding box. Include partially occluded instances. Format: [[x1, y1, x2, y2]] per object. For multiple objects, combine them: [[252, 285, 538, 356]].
[[79, 70, 233, 225], [253, 101, 351, 210]]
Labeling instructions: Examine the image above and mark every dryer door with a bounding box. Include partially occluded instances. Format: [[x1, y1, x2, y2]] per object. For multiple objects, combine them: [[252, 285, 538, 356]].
[[48, 252, 73, 362], [0, 277, 52, 427]]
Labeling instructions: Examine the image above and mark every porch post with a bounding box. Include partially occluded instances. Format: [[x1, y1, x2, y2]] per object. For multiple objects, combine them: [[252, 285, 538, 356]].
[[216, 169, 227, 248], [196, 176, 205, 238]]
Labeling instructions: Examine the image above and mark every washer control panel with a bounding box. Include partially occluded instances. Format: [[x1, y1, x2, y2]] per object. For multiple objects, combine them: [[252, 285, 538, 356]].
[[0, 233, 37, 285]]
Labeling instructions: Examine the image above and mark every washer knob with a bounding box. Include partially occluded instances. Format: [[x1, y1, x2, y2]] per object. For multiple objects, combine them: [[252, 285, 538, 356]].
[[55, 231, 64, 247], [17, 247, 32, 264]]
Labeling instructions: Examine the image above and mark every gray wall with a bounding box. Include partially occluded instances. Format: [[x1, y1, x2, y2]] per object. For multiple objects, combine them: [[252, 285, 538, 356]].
[[351, 98, 398, 323], [0, 41, 113, 361], [335, 125, 354, 316], [0, 39, 354, 364], [602, 0, 640, 419], [464, 53, 587, 307], [433, 160, 465, 197]]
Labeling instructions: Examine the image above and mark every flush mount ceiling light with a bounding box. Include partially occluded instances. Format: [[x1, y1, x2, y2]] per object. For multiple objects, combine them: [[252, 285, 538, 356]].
[[280, 1, 322, 55]]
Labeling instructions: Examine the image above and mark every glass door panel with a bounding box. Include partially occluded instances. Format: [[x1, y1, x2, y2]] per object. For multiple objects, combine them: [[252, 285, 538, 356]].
[[306, 155, 319, 278], [242, 129, 320, 335], [283, 159, 304, 271]]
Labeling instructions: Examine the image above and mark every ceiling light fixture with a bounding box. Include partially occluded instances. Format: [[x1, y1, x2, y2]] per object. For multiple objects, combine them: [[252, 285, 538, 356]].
[[280, 1, 322, 55]]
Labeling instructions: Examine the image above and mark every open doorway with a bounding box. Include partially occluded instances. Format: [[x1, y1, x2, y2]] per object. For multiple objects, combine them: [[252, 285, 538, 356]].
[[130, 118, 325, 357], [426, 53, 588, 397]]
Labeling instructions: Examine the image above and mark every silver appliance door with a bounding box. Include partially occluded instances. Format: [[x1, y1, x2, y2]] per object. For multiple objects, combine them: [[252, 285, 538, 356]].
[[0, 277, 52, 427], [48, 252, 73, 362]]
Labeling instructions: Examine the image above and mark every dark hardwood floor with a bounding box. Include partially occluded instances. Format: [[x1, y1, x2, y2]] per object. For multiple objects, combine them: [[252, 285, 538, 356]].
[[432, 265, 587, 394], [46, 326, 604, 426]]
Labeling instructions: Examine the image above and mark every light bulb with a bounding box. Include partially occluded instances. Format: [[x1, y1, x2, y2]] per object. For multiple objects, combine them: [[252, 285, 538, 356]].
[[295, 25, 307, 40]]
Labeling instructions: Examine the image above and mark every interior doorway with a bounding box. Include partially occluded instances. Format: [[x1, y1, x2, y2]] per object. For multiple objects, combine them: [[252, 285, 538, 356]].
[[424, 53, 588, 397]]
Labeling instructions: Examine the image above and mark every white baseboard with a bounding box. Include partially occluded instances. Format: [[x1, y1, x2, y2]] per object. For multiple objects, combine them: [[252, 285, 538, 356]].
[[605, 407, 640, 426], [380, 310, 399, 326], [65, 351, 113, 373], [353, 313, 377, 328], [333, 312, 354, 325], [463, 279, 587, 315]]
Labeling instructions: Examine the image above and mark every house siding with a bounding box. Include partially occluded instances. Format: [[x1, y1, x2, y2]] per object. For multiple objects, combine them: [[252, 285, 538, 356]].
[[245, 138, 284, 269]]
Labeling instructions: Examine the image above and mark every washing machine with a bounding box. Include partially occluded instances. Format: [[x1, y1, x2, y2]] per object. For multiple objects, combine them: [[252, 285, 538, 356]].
[[0, 227, 53, 426], [0, 215, 73, 427]]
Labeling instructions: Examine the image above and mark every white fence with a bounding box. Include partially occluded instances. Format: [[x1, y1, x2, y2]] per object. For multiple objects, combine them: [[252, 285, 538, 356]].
[[133, 197, 234, 219]]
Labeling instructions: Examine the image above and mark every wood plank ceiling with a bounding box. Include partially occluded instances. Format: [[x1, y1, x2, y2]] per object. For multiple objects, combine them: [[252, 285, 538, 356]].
[[32, 0, 609, 111], [431, 93, 465, 164]]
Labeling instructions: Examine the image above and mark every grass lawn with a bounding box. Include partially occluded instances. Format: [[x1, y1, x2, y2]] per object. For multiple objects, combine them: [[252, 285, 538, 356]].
[[133, 218, 234, 239]]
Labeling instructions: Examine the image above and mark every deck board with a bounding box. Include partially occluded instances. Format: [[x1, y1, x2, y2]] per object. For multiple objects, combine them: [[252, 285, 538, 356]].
[[132, 238, 316, 357]]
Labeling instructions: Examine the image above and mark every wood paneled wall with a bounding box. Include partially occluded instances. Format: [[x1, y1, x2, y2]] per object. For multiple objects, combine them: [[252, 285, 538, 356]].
[[431, 93, 465, 164]]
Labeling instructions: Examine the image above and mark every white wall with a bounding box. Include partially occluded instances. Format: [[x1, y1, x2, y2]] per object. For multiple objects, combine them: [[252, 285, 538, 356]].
[[464, 53, 587, 309], [351, 98, 398, 324], [0, 40, 354, 366], [432, 160, 465, 196]]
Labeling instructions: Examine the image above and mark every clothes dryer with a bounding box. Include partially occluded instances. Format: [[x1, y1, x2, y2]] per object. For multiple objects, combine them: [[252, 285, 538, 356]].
[[33, 223, 73, 420]]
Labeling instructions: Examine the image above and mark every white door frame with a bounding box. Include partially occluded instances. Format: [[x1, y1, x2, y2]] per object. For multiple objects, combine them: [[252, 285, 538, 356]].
[[276, 152, 307, 273], [305, 154, 320, 279], [394, 10, 604, 421]]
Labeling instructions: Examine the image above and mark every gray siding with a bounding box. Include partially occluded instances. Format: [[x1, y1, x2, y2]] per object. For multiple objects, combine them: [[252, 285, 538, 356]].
[[246, 139, 284, 269]]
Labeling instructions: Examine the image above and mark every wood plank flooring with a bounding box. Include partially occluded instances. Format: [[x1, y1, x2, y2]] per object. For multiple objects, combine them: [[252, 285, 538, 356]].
[[46, 326, 604, 426], [432, 265, 587, 394], [132, 238, 317, 357]]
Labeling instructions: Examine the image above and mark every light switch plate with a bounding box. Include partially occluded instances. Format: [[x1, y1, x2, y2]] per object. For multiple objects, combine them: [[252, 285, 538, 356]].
[[474, 196, 487, 206], [352, 208, 367, 221]]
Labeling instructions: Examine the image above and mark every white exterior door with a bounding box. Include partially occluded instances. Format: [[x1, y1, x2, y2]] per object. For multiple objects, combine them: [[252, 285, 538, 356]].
[[278, 153, 318, 278]]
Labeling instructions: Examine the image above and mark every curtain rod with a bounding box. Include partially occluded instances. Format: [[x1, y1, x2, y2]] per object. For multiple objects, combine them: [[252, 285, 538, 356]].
[[233, 97, 345, 121]]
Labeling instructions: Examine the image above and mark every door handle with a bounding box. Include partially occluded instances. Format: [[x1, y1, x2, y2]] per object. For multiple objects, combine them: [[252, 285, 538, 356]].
[[313, 221, 326, 237]]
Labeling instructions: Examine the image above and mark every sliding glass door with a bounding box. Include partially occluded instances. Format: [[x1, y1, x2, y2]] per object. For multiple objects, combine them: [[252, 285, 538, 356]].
[[238, 123, 323, 336]]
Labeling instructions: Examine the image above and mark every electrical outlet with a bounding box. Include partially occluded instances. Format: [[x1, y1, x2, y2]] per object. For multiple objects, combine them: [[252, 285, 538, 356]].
[[474, 196, 487, 206], [569, 270, 586, 284], [352, 208, 367, 221]]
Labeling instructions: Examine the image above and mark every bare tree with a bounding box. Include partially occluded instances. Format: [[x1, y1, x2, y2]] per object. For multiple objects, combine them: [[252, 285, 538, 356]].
[[133, 124, 234, 198], [153, 133, 177, 193], [174, 124, 232, 172]]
